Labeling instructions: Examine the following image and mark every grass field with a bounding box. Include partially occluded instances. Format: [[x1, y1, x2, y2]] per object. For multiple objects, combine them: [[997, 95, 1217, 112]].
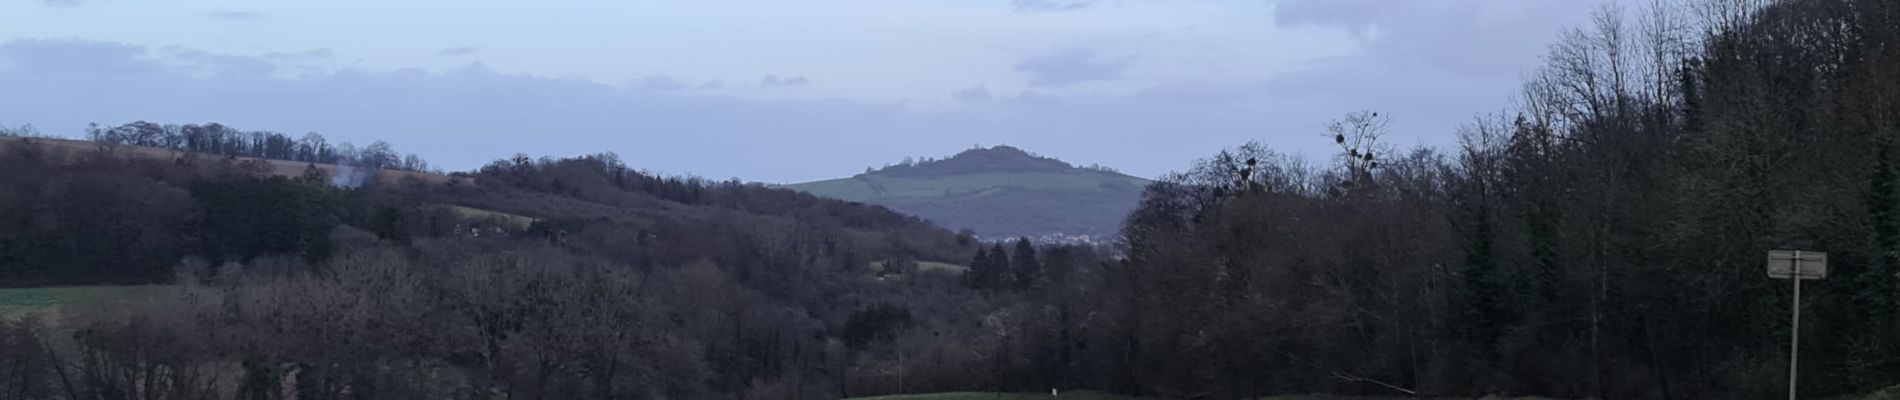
[[790, 171, 1149, 202], [844, 392, 1571, 400], [448, 205, 540, 229], [0, 286, 166, 318], [1866, 385, 1900, 400], [845, 391, 1148, 400], [869, 260, 970, 275]]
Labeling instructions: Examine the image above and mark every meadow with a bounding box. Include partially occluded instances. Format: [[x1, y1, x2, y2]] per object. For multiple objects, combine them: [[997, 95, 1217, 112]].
[[0, 285, 165, 319], [792, 171, 1147, 201], [844, 391, 1153, 400]]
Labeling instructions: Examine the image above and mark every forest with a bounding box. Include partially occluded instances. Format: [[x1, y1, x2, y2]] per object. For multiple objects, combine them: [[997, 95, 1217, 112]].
[[3, 0, 1900, 399]]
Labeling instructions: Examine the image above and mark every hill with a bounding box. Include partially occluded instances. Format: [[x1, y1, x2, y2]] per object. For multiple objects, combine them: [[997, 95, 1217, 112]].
[[789, 145, 1149, 240], [1, 127, 1018, 398], [0, 134, 458, 185]]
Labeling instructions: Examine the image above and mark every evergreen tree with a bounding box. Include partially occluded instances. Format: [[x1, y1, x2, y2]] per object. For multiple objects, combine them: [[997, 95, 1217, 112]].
[[299, 163, 326, 185], [966, 247, 991, 288], [988, 243, 1010, 289], [1011, 238, 1041, 290]]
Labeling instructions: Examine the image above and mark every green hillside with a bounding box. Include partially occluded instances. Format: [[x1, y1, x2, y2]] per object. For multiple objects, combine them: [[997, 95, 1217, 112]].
[[789, 146, 1149, 239]]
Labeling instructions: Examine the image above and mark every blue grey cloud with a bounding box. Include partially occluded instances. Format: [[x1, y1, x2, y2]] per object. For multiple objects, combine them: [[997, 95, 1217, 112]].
[[1013, 47, 1135, 87], [1272, 0, 1394, 31], [0, 37, 1569, 183], [951, 86, 993, 103], [633, 75, 688, 92], [436, 46, 478, 57], [759, 74, 809, 88], [0, 39, 1317, 182], [265, 48, 336, 62], [162, 46, 279, 75], [1136, 82, 1252, 106], [204, 11, 266, 21], [1012, 0, 1094, 14], [1273, 0, 1599, 77], [0, 39, 154, 74]]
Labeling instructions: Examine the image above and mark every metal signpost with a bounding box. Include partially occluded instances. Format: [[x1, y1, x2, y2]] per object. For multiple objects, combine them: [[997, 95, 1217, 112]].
[[1767, 250, 1826, 400]]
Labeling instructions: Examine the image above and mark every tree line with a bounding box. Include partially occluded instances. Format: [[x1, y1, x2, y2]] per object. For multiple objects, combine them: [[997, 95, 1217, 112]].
[[957, 0, 1900, 398], [82, 121, 434, 172]]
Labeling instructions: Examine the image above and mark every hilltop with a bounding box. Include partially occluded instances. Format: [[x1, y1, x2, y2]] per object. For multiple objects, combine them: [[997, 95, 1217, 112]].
[[0, 134, 456, 186], [789, 145, 1149, 240]]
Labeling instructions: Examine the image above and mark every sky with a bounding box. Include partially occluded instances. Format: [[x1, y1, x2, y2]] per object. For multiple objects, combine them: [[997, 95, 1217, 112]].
[[0, 0, 1607, 183]]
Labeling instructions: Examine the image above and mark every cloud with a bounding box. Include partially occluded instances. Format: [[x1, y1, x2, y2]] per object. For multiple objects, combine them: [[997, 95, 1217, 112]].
[[1012, 0, 1094, 14], [759, 74, 809, 88], [436, 46, 479, 57], [1013, 47, 1135, 87], [40, 0, 87, 7], [1236, 0, 1619, 159], [162, 46, 278, 76], [1136, 82, 1253, 106], [204, 11, 266, 21], [951, 86, 993, 103], [1271, 0, 1601, 77], [696, 80, 724, 90], [0, 39, 1319, 183], [265, 48, 336, 61], [0, 36, 1589, 184], [632, 75, 687, 92], [1272, 0, 1397, 33], [0, 39, 155, 75], [0, 39, 333, 79]]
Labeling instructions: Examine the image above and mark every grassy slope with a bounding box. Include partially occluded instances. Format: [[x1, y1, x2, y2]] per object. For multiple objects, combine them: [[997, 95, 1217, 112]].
[[1867, 386, 1900, 400], [847, 393, 1561, 400], [447, 204, 540, 229], [789, 170, 1149, 238], [868, 260, 969, 274], [845, 391, 1147, 400], [0, 286, 166, 319], [793, 171, 1149, 202]]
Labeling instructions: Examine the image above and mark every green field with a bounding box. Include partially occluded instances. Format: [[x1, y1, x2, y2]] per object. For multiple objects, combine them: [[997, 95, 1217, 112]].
[[789, 171, 1149, 238], [869, 259, 970, 275], [845, 391, 1149, 400], [791, 172, 1148, 202], [838, 392, 1394, 400], [1866, 385, 1900, 400], [845, 392, 1566, 400], [839, 392, 1580, 398], [447, 204, 540, 229], [0, 286, 165, 318]]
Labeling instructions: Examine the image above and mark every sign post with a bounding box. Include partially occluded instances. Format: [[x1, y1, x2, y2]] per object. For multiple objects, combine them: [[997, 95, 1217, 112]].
[[1768, 250, 1826, 400]]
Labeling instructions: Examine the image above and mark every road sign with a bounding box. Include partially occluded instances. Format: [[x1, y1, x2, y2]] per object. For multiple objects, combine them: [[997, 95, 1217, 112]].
[[1768, 249, 1826, 400], [1768, 250, 1827, 280]]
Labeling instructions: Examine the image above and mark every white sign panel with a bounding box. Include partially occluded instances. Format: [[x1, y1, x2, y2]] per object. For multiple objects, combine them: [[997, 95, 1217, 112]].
[[1768, 250, 1827, 280]]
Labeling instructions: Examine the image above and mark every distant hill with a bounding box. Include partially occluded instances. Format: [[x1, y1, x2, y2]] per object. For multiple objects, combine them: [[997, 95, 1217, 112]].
[[789, 145, 1149, 240], [0, 135, 458, 186]]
